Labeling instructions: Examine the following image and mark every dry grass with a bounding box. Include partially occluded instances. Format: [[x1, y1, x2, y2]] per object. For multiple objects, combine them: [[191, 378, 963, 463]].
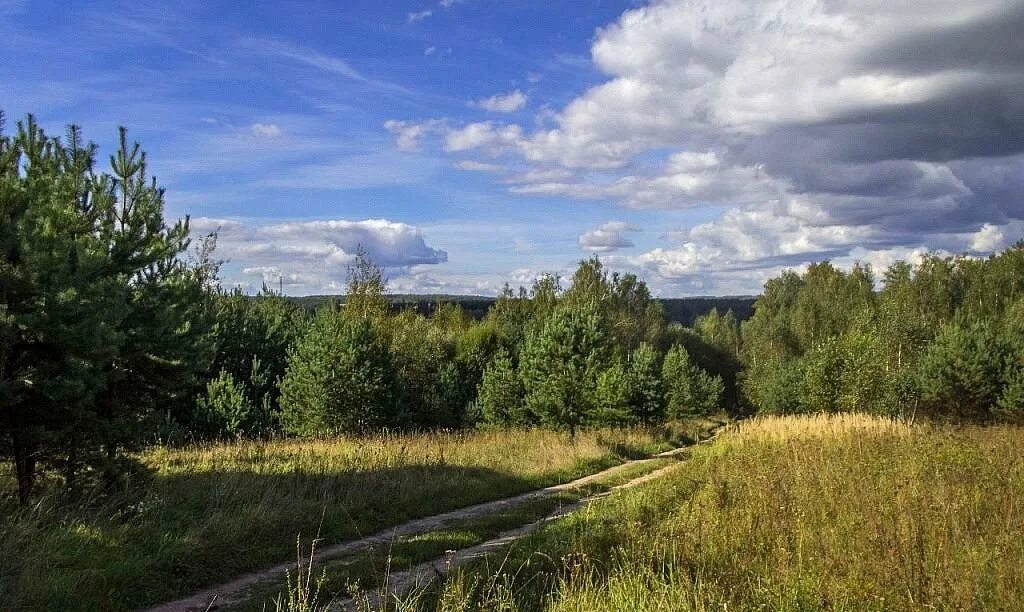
[[0, 425, 705, 611], [413, 414, 1024, 611]]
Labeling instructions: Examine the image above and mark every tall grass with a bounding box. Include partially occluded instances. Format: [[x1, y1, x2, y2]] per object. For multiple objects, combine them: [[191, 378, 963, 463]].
[[412, 414, 1024, 611], [0, 425, 700, 611]]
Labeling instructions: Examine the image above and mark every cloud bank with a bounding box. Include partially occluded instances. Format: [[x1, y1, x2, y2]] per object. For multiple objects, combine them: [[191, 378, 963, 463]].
[[388, 0, 1024, 292], [192, 217, 448, 293]]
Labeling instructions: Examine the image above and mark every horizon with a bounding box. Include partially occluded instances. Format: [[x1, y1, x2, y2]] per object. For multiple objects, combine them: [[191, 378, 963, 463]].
[[2, 0, 1021, 297]]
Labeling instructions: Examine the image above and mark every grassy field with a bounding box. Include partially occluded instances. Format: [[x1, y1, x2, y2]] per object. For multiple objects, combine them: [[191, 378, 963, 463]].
[[404, 414, 1024, 611], [0, 419, 721, 611]]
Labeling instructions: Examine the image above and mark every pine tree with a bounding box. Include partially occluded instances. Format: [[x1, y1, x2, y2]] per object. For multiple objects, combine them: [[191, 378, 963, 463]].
[[476, 350, 527, 427], [0, 114, 213, 502], [627, 342, 663, 423], [279, 308, 395, 435], [519, 305, 607, 436]]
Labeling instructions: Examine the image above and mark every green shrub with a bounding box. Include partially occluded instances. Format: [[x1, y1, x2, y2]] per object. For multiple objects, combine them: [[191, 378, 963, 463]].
[[194, 370, 255, 438]]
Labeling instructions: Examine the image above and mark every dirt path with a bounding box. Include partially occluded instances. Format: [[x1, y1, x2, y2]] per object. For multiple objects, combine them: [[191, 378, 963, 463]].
[[144, 431, 725, 612], [332, 429, 727, 611]]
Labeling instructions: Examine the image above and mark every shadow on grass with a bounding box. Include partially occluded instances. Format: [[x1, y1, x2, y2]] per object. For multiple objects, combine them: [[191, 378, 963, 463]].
[[2, 462, 577, 612]]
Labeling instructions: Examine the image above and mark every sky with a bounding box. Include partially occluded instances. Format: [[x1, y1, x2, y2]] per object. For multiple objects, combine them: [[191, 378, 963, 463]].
[[1, 0, 1022, 296]]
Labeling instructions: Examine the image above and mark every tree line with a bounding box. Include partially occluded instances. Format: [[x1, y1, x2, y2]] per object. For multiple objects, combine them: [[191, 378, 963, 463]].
[[740, 251, 1024, 422], [0, 117, 727, 504], [2, 116, 1022, 505]]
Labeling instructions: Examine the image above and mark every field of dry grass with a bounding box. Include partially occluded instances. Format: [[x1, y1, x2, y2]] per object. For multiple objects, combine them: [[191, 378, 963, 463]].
[[406, 414, 1024, 611], [0, 421, 722, 611]]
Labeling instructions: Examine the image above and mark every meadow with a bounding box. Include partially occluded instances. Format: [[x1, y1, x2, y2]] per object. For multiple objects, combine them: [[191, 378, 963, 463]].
[[0, 420, 720, 611], [401, 414, 1024, 611]]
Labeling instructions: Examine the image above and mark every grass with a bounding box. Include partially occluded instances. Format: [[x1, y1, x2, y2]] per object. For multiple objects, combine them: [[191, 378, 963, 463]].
[[0, 418, 722, 611], [403, 414, 1024, 611], [237, 451, 692, 611]]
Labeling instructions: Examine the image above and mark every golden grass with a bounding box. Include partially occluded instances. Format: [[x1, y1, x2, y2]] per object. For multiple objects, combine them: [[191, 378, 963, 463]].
[[146, 427, 664, 481], [416, 414, 1024, 611], [0, 424, 704, 611]]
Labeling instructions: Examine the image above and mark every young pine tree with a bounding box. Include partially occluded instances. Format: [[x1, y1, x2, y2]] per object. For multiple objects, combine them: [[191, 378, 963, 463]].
[[662, 345, 723, 417], [519, 305, 608, 436], [627, 342, 664, 424], [0, 115, 214, 502], [279, 309, 395, 435], [476, 350, 527, 428]]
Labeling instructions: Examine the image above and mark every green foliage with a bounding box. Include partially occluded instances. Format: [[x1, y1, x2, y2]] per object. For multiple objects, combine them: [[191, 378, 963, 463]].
[[799, 337, 846, 413], [194, 370, 255, 439], [662, 345, 722, 417], [476, 350, 528, 427], [344, 245, 388, 320], [626, 342, 663, 423], [520, 305, 608, 434], [387, 310, 456, 428], [915, 319, 1007, 421], [739, 245, 1024, 421], [279, 309, 395, 435], [205, 290, 305, 436], [742, 358, 804, 414], [592, 361, 633, 426], [694, 308, 741, 358], [0, 114, 213, 502]]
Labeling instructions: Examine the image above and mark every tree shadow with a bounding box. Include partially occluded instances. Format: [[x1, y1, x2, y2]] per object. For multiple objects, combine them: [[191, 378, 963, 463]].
[[2, 462, 555, 611]]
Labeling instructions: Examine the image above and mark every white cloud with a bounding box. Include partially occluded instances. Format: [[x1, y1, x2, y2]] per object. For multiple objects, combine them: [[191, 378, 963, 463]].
[[407, 9, 432, 23], [250, 122, 282, 138], [242, 266, 312, 287], [424, 46, 437, 56], [444, 122, 523, 152], [382, 0, 1024, 293], [259, 219, 448, 267], [455, 160, 504, 173], [579, 221, 639, 252], [471, 90, 528, 113], [189, 217, 245, 235], [189, 217, 448, 293], [384, 119, 447, 152]]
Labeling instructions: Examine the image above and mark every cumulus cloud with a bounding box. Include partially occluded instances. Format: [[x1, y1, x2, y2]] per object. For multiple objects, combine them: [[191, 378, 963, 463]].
[[259, 219, 448, 267], [579, 222, 639, 252], [444, 122, 523, 152], [386, 0, 1024, 293], [471, 90, 527, 113], [189, 217, 448, 293]]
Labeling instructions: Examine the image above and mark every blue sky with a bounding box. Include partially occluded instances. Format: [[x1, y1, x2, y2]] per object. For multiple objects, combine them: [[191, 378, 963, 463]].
[[3, 0, 1022, 296]]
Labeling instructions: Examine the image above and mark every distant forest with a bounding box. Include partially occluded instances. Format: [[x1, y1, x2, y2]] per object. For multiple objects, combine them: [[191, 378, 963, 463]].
[[287, 294, 757, 326]]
